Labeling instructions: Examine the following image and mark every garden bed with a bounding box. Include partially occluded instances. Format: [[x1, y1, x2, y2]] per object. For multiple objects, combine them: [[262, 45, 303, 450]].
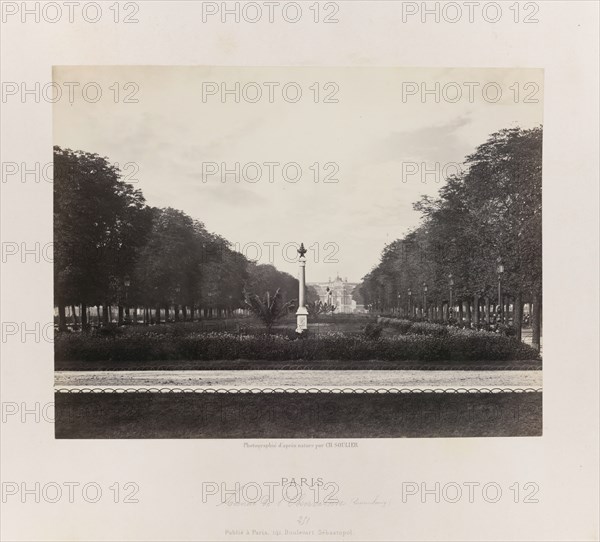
[[55, 327, 541, 364]]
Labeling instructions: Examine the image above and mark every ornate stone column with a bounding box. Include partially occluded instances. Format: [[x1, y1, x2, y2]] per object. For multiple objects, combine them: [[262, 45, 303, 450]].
[[296, 242, 308, 334]]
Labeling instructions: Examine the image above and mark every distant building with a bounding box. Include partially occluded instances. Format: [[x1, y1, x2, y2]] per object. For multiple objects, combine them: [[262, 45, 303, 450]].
[[308, 275, 362, 314]]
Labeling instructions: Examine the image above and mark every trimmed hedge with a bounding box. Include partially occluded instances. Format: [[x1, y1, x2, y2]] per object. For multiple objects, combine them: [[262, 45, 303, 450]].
[[378, 317, 452, 336], [55, 328, 540, 363], [377, 316, 517, 337]]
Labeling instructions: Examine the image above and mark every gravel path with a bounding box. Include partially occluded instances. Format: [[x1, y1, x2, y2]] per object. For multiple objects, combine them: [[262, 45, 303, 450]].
[[55, 370, 542, 391]]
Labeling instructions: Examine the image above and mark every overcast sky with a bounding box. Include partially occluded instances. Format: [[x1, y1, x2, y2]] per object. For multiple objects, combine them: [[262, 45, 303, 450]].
[[54, 66, 543, 283]]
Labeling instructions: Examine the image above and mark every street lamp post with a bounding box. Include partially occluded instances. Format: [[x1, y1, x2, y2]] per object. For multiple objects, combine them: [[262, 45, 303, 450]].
[[124, 276, 131, 324], [496, 257, 504, 324], [422, 282, 428, 320], [176, 286, 183, 321], [448, 274, 454, 322]]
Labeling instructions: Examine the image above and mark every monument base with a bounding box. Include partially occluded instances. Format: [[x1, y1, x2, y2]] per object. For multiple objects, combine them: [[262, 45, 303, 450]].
[[295, 306, 308, 334]]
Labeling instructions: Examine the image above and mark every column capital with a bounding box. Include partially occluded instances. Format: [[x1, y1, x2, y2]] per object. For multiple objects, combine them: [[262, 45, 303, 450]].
[[297, 242, 307, 258]]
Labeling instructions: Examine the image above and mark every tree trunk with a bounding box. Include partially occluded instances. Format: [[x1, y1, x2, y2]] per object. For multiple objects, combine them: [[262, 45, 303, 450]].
[[514, 292, 523, 341], [102, 303, 109, 325], [485, 297, 490, 324], [80, 303, 88, 331], [465, 301, 472, 325], [155, 306, 162, 324], [70, 304, 78, 326], [118, 305, 124, 326], [165, 304, 170, 323], [174, 305, 180, 322], [182, 305, 188, 321], [473, 295, 480, 325], [458, 301, 464, 323], [57, 304, 67, 331], [532, 292, 542, 351]]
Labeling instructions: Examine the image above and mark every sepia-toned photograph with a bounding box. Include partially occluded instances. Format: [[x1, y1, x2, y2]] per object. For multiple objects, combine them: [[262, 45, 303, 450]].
[[3, 2, 599, 541], [53, 66, 543, 438]]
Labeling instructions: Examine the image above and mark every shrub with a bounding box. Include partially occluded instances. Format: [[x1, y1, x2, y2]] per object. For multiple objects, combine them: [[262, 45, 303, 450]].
[[385, 318, 413, 334], [363, 323, 384, 340], [55, 327, 540, 363], [90, 324, 124, 337], [244, 289, 295, 332], [377, 317, 448, 336], [409, 322, 449, 337], [296, 329, 311, 340], [496, 324, 517, 337]]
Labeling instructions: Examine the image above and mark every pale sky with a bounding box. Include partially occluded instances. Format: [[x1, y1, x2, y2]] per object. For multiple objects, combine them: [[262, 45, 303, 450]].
[[53, 66, 543, 282]]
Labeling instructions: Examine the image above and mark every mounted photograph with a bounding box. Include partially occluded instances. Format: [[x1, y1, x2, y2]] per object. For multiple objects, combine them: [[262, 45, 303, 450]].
[[53, 66, 543, 438]]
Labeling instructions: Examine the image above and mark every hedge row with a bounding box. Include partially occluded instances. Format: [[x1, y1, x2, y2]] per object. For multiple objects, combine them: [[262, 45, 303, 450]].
[[377, 317, 450, 336], [55, 329, 540, 363]]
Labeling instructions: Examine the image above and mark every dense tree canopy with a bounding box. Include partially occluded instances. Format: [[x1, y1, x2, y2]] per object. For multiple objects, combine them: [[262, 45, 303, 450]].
[[54, 146, 299, 328], [356, 126, 542, 344]]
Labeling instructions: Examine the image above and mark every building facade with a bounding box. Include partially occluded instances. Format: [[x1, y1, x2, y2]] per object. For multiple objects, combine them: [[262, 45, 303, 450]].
[[308, 275, 361, 314]]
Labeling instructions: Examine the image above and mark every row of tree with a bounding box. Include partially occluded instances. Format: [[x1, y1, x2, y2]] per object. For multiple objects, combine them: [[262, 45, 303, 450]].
[[54, 146, 306, 330], [356, 126, 542, 349]]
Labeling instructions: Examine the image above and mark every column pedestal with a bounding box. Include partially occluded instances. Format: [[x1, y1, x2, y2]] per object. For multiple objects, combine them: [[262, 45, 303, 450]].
[[296, 306, 308, 333]]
